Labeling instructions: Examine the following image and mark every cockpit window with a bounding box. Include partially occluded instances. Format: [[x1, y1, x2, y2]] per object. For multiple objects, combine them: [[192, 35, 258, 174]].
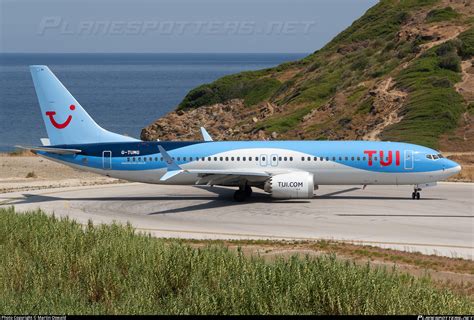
[[438, 154, 444, 158], [426, 155, 433, 159], [432, 155, 439, 159]]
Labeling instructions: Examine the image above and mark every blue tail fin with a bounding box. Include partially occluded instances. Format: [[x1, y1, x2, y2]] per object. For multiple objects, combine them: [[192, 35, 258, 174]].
[[30, 65, 139, 145]]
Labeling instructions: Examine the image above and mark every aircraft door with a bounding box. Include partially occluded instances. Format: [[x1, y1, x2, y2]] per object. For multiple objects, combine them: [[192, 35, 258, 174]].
[[404, 150, 414, 170], [102, 150, 112, 170]]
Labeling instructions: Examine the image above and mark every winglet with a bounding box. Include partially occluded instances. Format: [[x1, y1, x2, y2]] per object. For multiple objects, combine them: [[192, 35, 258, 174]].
[[158, 145, 184, 181], [200, 127, 213, 142]]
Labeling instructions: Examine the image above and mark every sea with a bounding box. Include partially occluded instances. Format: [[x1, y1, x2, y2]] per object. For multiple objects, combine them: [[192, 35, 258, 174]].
[[0, 53, 306, 151]]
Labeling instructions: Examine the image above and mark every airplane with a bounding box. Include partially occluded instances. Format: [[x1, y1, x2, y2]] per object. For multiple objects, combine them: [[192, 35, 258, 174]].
[[17, 65, 462, 201]]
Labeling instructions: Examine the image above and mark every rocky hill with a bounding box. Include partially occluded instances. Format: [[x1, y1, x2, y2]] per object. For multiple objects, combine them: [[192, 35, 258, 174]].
[[141, 0, 474, 151]]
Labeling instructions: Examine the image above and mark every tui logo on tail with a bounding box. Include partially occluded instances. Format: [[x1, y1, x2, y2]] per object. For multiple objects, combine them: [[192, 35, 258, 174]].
[[45, 104, 75, 129]]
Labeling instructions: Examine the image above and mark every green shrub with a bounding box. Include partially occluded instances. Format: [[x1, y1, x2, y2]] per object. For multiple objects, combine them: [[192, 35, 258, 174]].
[[458, 27, 474, 59], [0, 207, 471, 315], [178, 72, 280, 109], [438, 53, 461, 72], [425, 7, 460, 23]]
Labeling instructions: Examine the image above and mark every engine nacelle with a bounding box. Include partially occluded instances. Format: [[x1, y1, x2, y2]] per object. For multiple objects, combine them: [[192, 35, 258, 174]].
[[264, 172, 314, 199]]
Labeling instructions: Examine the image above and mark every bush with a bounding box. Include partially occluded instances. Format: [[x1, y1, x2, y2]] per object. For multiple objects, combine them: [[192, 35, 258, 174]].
[[439, 53, 461, 72], [458, 28, 474, 59], [350, 56, 369, 70], [178, 72, 280, 109], [25, 171, 37, 178], [425, 7, 460, 23]]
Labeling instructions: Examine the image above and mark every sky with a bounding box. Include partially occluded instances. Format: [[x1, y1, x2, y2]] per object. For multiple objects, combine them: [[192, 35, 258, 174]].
[[0, 0, 378, 53]]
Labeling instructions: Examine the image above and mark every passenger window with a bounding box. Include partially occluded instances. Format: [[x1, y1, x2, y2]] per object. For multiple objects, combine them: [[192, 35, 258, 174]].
[[307, 157, 311, 161], [374, 157, 378, 161], [301, 157, 305, 161], [273, 156, 277, 161], [290, 157, 293, 161], [214, 157, 217, 161], [231, 157, 235, 161], [208, 157, 211, 161], [144, 157, 147, 162], [339, 157, 342, 161], [351, 157, 354, 161], [220, 157, 223, 161], [279, 157, 282, 161], [314, 157, 317, 161], [320, 157, 323, 161], [332, 157, 336, 161], [237, 157, 240, 161], [133, 157, 136, 162], [138, 157, 142, 161], [127, 157, 130, 162], [201, 157, 205, 161], [345, 157, 348, 161], [160, 157, 163, 161], [243, 157, 246, 161], [177, 157, 180, 161], [225, 157, 229, 161], [363, 157, 366, 161], [357, 157, 360, 161], [149, 157, 152, 161], [262, 157, 265, 162]]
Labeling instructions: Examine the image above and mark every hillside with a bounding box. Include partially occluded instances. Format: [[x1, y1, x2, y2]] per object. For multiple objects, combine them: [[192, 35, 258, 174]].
[[141, 0, 474, 151]]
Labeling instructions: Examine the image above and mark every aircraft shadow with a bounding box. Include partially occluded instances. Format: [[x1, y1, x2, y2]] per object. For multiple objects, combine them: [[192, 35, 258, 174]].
[[0, 186, 444, 216]]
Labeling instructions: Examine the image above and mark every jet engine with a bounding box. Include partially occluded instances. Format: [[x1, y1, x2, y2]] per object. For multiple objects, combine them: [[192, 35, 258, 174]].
[[264, 172, 314, 199]]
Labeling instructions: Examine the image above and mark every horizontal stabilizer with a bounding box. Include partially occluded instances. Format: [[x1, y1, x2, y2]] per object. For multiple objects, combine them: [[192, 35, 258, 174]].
[[40, 138, 51, 146], [15, 145, 81, 155]]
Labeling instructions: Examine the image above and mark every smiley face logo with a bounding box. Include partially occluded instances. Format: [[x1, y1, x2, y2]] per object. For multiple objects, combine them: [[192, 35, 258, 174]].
[[46, 104, 75, 129]]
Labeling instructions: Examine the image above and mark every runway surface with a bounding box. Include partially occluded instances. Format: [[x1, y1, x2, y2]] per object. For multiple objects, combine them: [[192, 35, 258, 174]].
[[1, 182, 473, 259]]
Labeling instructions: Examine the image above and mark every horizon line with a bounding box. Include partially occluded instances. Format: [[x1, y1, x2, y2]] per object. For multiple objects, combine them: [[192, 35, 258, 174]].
[[0, 52, 311, 55]]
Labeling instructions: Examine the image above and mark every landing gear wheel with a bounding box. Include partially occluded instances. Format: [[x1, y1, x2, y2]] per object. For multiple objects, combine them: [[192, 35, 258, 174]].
[[233, 190, 246, 202], [244, 185, 253, 197], [412, 192, 416, 200], [416, 192, 420, 200]]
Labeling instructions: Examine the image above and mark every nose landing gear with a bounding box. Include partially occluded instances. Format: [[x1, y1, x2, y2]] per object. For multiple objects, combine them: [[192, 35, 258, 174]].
[[411, 187, 421, 200]]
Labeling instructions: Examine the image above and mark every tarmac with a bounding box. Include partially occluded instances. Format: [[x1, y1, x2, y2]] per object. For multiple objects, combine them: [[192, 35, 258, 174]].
[[1, 182, 472, 259]]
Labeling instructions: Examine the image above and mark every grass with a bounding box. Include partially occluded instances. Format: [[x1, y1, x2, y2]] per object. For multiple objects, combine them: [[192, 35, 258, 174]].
[[425, 7, 460, 23], [327, 0, 437, 47], [0, 207, 472, 315]]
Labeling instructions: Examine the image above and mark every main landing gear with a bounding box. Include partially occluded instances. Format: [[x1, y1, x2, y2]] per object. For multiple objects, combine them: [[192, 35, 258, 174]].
[[411, 187, 421, 200], [233, 185, 252, 202]]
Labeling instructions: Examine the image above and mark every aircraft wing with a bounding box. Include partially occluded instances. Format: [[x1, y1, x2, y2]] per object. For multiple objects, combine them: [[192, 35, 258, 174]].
[[158, 145, 270, 183], [14, 145, 82, 155], [189, 169, 270, 185]]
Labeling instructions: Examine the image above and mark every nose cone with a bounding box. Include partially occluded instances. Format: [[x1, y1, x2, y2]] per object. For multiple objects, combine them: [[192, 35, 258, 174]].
[[444, 160, 461, 176], [453, 164, 462, 174]]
